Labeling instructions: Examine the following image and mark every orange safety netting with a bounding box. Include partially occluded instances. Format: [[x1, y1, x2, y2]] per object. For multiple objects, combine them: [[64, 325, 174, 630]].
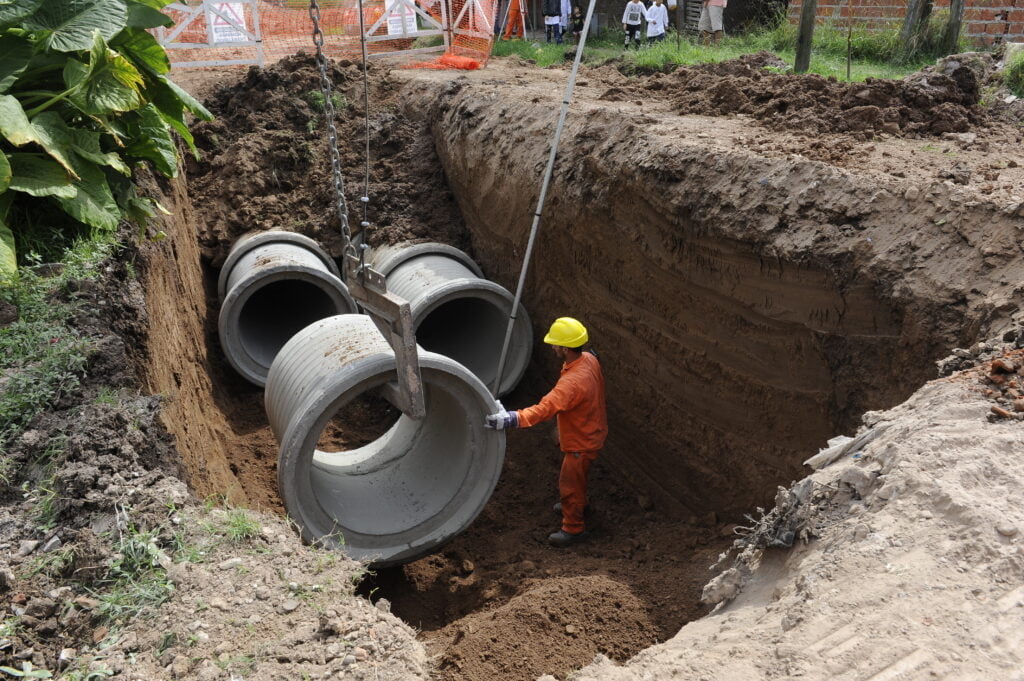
[[158, 0, 495, 70]]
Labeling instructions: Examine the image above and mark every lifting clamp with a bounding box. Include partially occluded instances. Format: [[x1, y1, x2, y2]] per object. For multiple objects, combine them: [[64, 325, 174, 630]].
[[309, 0, 425, 420]]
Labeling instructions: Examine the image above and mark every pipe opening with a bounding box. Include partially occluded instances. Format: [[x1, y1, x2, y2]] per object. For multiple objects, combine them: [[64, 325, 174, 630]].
[[416, 295, 524, 392], [315, 394, 401, 454], [308, 382, 480, 540], [237, 279, 339, 368]]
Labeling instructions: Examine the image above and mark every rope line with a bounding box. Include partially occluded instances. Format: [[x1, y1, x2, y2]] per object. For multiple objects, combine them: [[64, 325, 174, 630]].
[[490, 0, 599, 396]]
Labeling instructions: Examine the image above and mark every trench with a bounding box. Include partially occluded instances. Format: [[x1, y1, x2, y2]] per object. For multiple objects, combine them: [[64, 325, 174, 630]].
[[135, 59, 1017, 681]]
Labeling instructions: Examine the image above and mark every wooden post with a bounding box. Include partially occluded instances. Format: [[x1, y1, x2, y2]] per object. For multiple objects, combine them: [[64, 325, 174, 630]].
[[943, 0, 965, 54], [795, 0, 817, 74]]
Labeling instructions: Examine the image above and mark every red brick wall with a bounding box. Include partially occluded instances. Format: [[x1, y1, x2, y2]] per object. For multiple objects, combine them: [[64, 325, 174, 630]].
[[787, 0, 1024, 45]]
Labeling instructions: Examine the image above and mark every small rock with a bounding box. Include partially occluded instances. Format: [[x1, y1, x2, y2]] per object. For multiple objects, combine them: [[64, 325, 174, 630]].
[[353, 646, 369, 661], [375, 598, 391, 613], [41, 535, 62, 553], [25, 598, 56, 619], [996, 523, 1019, 537], [218, 557, 243, 571], [209, 597, 229, 611], [904, 186, 920, 201], [853, 524, 870, 540], [991, 405, 1013, 418], [280, 599, 300, 614], [0, 300, 17, 327], [170, 654, 191, 678], [1013, 399, 1024, 413], [992, 358, 1018, 373], [342, 654, 357, 665], [565, 624, 578, 635], [254, 586, 273, 601], [196, 660, 221, 681], [57, 648, 76, 670], [92, 625, 109, 644], [17, 540, 40, 557], [214, 641, 232, 655]]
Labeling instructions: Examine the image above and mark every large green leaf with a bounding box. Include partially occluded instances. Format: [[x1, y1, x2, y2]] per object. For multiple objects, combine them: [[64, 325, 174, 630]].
[[0, 95, 78, 178], [55, 155, 119, 231], [146, 74, 207, 157], [0, 151, 10, 192], [123, 103, 176, 176], [64, 34, 144, 115], [6, 154, 75, 198], [114, 27, 170, 75], [0, 93, 37, 146], [161, 76, 213, 120], [33, 112, 130, 175], [0, 35, 33, 93], [0, 0, 42, 28], [0, 209, 15, 276], [125, 0, 172, 28], [24, 0, 128, 53]]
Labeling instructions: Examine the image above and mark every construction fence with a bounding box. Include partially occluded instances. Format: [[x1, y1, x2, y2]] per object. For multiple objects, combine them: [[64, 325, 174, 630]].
[[155, 0, 499, 69]]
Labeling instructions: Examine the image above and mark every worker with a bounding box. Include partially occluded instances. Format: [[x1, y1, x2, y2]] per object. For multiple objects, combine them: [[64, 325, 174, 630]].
[[502, 0, 524, 40], [485, 317, 608, 547]]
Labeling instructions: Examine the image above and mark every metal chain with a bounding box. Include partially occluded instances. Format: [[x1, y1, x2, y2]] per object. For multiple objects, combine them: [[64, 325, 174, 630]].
[[309, 0, 355, 264]]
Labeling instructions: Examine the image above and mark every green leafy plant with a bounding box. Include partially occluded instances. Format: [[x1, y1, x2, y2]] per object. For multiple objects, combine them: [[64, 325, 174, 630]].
[[1005, 49, 1024, 98], [0, 0, 213, 274], [94, 525, 175, 623], [0, 662, 53, 679]]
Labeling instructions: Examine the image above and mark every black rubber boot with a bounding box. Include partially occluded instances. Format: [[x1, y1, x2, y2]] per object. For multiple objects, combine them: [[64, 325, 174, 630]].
[[548, 529, 588, 547]]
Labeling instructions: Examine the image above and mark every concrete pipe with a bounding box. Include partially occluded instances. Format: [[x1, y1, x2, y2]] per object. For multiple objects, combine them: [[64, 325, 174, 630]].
[[370, 243, 532, 396], [218, 231, 357, 387], [266, 314, 505, 567]]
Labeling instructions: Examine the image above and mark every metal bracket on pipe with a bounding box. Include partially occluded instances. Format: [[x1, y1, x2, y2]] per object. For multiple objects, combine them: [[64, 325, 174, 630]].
[[344, 250, 426, 420]]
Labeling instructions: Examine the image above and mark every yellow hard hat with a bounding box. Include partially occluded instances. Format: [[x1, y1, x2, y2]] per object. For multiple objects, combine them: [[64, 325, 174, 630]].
[[544, 317, 588, 348]]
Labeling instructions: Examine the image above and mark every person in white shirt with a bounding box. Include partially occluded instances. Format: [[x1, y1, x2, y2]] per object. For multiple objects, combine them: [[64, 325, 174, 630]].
[[645, 0, 668, 43], [559, 0, 573, 37], [621, 0, 645, 49], [542, 0, 563, 43]]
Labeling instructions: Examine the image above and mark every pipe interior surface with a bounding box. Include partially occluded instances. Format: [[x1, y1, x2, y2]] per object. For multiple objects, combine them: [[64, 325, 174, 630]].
[[415, 296, 511, 390], [238, 279, 340, 368]]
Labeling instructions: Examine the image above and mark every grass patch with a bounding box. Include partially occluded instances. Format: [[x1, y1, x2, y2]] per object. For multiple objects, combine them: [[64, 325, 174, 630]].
[[494, 13, 979, 81], [0, 238, 114, 446], [94, 526, 175, 625], [1005, 49, 1024, 98]]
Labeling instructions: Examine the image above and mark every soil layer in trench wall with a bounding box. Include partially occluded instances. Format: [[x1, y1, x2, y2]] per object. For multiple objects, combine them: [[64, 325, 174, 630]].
[[399, 65, 1020, 519]]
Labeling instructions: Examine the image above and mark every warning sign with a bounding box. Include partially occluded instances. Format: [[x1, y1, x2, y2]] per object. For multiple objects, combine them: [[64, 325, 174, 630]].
[[210, 3, 247, 43], [385, 0, 417, 36]]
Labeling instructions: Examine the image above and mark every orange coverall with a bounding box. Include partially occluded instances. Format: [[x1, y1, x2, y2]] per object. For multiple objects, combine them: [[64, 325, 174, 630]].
[[516, 352, 607, 534], [502, 0, 524, 39]]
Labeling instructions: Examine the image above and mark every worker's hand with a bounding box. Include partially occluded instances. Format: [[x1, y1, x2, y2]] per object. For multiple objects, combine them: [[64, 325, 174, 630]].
[[485, 409, 519, 430]]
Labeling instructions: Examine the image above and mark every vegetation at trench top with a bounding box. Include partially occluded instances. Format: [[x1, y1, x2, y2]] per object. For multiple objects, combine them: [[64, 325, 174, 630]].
[[492, 10, 978, 80]]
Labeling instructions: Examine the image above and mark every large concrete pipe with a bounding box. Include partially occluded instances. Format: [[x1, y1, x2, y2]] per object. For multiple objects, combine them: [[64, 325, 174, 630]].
[[370, 243, 532, 396], [218, 231, 356, 387], [266, 314, 505, 567]]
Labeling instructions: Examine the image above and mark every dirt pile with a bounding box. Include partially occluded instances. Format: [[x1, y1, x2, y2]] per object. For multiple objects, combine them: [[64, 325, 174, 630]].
[[644, 51, 986, 135], [185, 53, 468, 267]]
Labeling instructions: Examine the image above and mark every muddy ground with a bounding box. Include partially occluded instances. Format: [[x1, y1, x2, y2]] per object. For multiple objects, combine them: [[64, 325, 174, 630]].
[[2, 48, 1023, 681]]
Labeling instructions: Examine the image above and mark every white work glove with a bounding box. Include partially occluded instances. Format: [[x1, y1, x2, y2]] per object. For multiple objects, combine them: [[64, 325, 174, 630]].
[[484, 403, 519, 430]]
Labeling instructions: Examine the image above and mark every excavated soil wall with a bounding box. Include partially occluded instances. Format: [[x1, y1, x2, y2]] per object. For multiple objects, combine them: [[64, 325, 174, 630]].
[[399, 68, 1021, 519], [129, 58, 1024, 681]]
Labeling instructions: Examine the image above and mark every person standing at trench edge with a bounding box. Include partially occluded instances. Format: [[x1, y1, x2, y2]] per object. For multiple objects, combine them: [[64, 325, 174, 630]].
[[485, 317, 608, 547]]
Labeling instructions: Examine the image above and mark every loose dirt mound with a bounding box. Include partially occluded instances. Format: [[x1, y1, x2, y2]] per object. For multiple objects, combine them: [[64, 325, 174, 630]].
[[600, 51, 1004, 137], [186, 53, 469, 267]]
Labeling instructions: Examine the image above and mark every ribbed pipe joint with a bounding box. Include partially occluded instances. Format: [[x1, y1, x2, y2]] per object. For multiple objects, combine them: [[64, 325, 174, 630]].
[[218, 231, 356, 387], [266, 314, 506, 567], [369, 242, 532, 396]]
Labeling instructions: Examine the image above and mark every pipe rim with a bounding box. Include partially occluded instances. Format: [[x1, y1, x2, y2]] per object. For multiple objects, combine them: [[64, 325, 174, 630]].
[[370, 242, 484, 279], [218, 268, 357, 386], [410, 278, 532, 396], [217, 231, 341, 300]]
